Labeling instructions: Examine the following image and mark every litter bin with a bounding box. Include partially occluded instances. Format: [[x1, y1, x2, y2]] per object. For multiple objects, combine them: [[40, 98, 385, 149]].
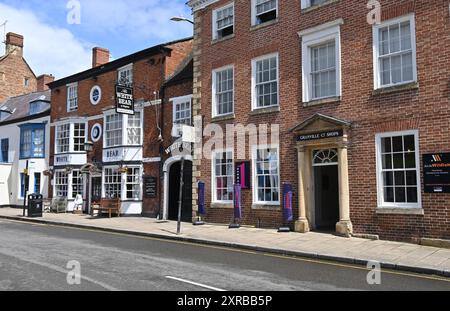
[[28, 194, 43, 218]]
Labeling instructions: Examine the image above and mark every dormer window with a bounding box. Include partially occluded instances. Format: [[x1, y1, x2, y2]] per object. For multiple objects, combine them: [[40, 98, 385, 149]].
[[29, 101, 49, 115], [213, 3, 234, 40], [252, 0, 278, 26]]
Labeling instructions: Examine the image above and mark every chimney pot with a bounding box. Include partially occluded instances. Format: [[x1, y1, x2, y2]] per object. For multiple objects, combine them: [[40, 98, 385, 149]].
[[37, 74, 55, 91], [92, 47, 110, 68], [5, 32, 24, 56]]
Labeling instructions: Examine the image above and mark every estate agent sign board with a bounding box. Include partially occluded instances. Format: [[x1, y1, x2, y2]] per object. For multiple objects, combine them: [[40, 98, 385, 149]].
[[423, 153, 450, 194]]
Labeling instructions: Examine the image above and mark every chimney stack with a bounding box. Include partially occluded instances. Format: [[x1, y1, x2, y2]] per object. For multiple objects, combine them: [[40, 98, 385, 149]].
[[5, 32, 24, 57], [37, 74, 55, 91], [92, 47, 110, 68]]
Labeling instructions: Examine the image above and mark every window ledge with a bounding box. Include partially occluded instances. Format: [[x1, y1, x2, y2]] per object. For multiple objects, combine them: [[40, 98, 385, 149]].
[[372, 82, 419, 96], [211, 202, 233, 209], [211, 34, 235, 45], [303, 96, 341, 107], [250, 18, 278, 32], [249, 106, 280, 116], [211, 113, 235, 122], [301, 0, 339, 14], [376, 208, 424, 216], [252, 203, 281, 210]]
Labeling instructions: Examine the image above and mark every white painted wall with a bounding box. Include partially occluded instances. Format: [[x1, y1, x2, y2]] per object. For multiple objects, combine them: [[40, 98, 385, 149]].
[[0, 115, 50, 206]]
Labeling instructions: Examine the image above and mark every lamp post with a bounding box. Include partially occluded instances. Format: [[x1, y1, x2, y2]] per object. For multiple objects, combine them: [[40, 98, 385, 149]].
[[170, 16, 194, 25], [84, 141, 94, 215]]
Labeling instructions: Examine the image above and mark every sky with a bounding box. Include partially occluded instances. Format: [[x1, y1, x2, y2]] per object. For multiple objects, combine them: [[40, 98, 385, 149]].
[[0, 0, 193, 79]]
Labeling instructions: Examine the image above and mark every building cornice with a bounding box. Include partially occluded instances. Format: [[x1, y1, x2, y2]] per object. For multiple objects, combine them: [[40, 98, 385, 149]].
[[188, 0, 220, 12]]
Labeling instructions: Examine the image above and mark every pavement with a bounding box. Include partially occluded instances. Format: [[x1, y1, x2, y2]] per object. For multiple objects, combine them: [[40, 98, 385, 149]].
[[0, 208, 449, 278], [1, 218, 449, 291]]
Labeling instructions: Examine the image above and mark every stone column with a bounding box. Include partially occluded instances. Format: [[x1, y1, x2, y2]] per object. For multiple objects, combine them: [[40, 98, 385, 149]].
[[295, 146, 310, 233], [336, 142, 353, 237]]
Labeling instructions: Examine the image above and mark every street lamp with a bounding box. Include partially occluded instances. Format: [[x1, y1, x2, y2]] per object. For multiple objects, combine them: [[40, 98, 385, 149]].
[[84, 141, 94, 153], [170, 16, 194, 25]]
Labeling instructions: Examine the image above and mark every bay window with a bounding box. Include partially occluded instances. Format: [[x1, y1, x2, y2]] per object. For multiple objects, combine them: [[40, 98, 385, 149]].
[[104, 167, 121, 199], [104, 111, 143, 148], [373, 15, 417, 89], [376, 131, 421, 208], [212, 150, 234, 203], [55, 122, 87, 154], [127, 112, 141, 145]]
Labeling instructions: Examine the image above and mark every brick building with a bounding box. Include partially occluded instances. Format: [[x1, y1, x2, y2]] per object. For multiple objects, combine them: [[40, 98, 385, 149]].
[[0, 33, 40, 102], [47, 38, 193, 216], [187, 0, 450, 242]]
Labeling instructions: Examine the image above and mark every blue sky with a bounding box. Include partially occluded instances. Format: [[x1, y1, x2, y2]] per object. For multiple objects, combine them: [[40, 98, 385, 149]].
[[0, 0, 193, 79]]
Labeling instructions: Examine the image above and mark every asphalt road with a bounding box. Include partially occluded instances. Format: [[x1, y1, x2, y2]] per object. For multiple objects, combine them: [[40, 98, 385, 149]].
[[0, 219, 449, 291]]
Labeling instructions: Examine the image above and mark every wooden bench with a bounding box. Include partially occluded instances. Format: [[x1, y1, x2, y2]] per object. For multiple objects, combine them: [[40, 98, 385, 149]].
[[92, 199, 121, 218]]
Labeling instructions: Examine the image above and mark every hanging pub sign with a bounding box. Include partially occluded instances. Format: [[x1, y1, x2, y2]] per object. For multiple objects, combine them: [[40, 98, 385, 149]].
[[235, 161, 251, 189], [115, 85, 134, 115], [297, 129, 343, 142], [423, 153, 450, 194]]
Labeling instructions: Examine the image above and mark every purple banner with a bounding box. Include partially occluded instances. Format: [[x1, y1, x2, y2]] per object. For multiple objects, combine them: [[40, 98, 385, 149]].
[[198, 182, 205, 215], [283, 184, 293, 222], [234, 184, 242, 219]]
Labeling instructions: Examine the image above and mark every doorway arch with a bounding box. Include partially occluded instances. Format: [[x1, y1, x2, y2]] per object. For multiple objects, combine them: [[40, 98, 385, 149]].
[[162, 155, 193, 221]]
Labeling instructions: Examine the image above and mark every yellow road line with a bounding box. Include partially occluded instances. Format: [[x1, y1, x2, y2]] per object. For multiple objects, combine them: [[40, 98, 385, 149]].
[[3, 218, 450, 283]]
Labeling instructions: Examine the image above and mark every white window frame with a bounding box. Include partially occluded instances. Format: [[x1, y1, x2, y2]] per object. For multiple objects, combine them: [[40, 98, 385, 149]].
[[103, 166, 122, 199], [301, 0, 330, 9], [212, 65, 234, 117], [54, 170, 69, 198], [211, 149, 234, 203], [104, 112, 124, 148], [212, 2, 235, 40], [71, 169, 84, 199], [125, 166, 142, 201], [171, 95, 193, 126], [103, 110, 143, 148], [118, 64, 133, 86], [252, 144, 281, 205], [301, 22, 342, 103], [73, 123, 87, 152], [375, 130, 422, 209], [67, 83, 78, 112], [55, 121, 88, 154], [127, 111, 142, 146], [55, 123, 71, 154], [251, 0, 278, 26], [251, 53, 279, 111], [372, 14, 417, 90]]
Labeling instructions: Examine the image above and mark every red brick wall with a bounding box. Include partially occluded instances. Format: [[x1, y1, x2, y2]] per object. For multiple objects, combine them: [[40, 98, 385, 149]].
[[194, 0, 450, 240], [165, 40, 193, 78]]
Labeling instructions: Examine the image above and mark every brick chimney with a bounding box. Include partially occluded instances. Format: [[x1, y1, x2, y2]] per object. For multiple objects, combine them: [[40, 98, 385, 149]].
[[37, 74, 55, 91], [5, 32, 24, 57], [92, 47, 110, 68]]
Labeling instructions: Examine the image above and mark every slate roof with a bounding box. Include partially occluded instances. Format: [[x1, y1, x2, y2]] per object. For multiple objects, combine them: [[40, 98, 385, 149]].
[[0, 90, 51, 125]]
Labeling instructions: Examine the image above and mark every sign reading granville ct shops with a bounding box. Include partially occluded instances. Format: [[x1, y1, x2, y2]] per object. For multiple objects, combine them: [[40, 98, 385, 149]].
[[423, 153, 450, 194], [297, 129, 344, 142], [116, 85, 134, 115]]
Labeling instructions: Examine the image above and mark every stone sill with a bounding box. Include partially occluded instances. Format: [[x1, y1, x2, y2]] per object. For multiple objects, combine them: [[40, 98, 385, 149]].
[[249, 106, 280, 116], [420, 238, 450, 249], [372, 82, 419, 96], [303, 96, 341, 107], [252, 204, 281, 211], [250, 19, 279, 32], [301, 0, 339, 14], [376, 208, 424, 216], [211, 202, 233, 209], [211, 113, 235, 122], [211, 33, 235, 46]]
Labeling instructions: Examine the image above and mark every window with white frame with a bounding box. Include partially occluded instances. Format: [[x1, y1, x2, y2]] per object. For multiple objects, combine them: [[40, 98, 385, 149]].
[[127, 112, 141, 145], [56, 124, 70, 154], [373, 15, 416, 89], [253, 146, 280, 204], [173, 96, 192, 125], [301, 0, 329, 9], [212, 151, 234, 202], [213, 66, 234, 116], [73, 123, 86, 152], [252, 0, 277, 25], [118, 64, 133, 86], [252, 54, 279, 109], [72, 170, 84, 199], [376, 131, 421, 208], [55, 171, 68, 198], [126, 167, 141, 200], [105, 114, 123, 147], [213, 3, 234, 40], [301, 22, 341, 102], [67, 83, 78, 112], [104, 168, 121, 199]]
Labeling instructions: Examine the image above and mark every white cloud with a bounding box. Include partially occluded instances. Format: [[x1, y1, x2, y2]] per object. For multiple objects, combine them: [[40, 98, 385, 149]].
[[0, 3, 92, 79]]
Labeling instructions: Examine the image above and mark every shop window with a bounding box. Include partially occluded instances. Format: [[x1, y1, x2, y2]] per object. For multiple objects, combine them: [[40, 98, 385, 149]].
[[253, 146, 280, 204], [104, 167, 121, 199]]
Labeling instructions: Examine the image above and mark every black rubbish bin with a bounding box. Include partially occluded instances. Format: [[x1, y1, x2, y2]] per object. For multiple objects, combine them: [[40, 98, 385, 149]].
[[28, 194, 43, 218]]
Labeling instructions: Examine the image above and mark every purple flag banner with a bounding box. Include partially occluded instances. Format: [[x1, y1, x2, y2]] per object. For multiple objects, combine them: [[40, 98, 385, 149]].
[[198, 182, 205, 215], [283, 184, 293, 222], [234, 184, 242, 219]]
